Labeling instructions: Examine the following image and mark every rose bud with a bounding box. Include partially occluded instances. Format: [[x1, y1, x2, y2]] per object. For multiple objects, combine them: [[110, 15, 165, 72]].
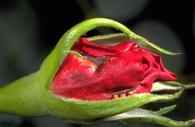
[[51, 38, 176, 101], [0, 18, 181, 122]]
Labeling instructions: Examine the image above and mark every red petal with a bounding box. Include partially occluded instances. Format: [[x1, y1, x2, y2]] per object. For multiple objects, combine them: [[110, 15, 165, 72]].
[[51, 38, 177, 101]]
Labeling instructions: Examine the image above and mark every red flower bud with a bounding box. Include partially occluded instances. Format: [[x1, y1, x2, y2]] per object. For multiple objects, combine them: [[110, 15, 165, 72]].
[[51, 38, 176, 101]]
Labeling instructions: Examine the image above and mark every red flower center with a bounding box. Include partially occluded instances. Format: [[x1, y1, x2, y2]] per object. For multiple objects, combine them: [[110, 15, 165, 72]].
[[51, 38, 176, 101]]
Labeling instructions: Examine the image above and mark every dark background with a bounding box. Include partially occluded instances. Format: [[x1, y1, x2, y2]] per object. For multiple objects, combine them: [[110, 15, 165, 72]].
[[0, 0, 194, 127]]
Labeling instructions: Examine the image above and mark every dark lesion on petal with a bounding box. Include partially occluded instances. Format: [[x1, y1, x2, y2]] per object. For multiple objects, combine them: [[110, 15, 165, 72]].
[[83, 54, 111, 66]]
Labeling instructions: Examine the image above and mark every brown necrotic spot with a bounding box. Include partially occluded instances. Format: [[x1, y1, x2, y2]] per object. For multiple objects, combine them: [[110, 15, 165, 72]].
[[84, 54, 111, 66]]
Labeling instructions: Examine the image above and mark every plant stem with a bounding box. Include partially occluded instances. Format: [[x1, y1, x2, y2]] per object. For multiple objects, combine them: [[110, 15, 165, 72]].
[[0, 72, 46, 116]]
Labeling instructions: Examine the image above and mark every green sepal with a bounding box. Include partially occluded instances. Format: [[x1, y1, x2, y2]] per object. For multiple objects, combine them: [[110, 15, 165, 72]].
[[41, 83, 184, 121], [88, 33, 179, 55], [155, 105, 177, 115], [94, 108, 195, 127]]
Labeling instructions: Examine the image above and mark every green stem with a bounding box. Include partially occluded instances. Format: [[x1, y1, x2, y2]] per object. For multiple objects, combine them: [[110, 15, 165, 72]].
[[0, 72, 46, 116]]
